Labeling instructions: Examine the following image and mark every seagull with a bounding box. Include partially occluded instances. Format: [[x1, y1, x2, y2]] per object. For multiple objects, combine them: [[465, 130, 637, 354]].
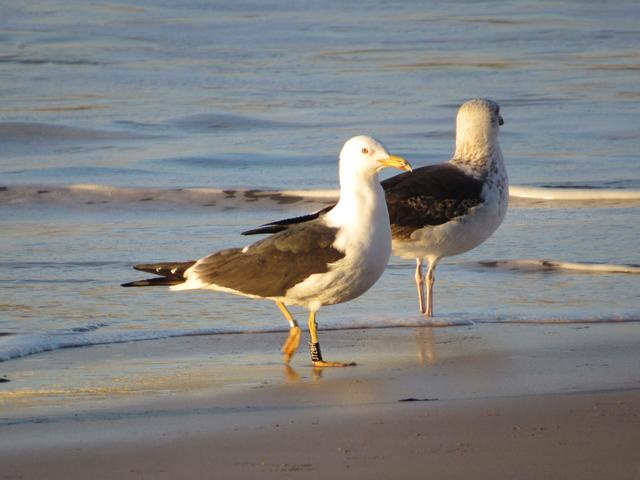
[[122, 135, 412, 366], [243, 99, 508, 317]]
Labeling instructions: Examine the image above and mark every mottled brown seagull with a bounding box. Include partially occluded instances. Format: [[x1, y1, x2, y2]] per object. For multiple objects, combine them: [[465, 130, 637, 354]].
[[122, 135, 412, 366]]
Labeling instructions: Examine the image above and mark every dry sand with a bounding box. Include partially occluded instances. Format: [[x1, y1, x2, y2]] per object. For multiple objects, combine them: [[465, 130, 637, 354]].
[[2, 323, 640, 479]]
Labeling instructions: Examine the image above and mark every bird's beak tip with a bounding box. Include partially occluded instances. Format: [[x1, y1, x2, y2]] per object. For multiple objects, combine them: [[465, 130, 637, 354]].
[[380, 155, 413, 172]]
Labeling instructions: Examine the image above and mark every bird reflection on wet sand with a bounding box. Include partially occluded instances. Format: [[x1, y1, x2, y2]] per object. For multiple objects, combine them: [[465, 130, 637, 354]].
[[284, 364, 325, 382], [416, 327, 438, 366], [282, 326, 439, 383]]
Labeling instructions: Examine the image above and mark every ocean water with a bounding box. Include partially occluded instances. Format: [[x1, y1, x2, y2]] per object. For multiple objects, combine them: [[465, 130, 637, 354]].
[[1, 1, 639, 375]]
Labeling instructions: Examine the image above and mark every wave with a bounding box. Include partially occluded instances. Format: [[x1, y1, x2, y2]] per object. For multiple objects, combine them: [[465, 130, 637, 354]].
[[473, 259, 640, 274], [3, 184, 640, 209], [1, 313, 638, 363], [0, 122, 151, 142], [169, 112, 302, 132], [0, 184, 338, 210], [0, 326, 235, 363], [509, 185, 640, 202]]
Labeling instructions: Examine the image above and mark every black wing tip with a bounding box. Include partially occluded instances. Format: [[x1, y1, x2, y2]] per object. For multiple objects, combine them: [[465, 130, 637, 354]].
[[121, 280, 149, 287], [242, 225, 288, 235], [123, 262, 194, 287], [121, 277, 184, 287], [241, 205, 334, 236], [131, 261, 195, 275], [132, 263, 160, 273]]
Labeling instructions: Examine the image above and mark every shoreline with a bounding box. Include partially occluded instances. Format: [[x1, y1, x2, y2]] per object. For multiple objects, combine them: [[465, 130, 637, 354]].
[[2, 323, 640, 478]]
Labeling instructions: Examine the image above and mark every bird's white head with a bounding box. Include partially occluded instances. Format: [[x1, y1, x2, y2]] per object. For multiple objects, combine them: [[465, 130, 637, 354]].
[[455, 98, 503, 158], [339, 135, 412, 183]]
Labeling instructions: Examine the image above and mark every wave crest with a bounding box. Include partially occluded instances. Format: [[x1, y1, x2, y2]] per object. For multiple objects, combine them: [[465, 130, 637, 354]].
[[0, 184, 338, 210], [510, 186, 640, 203], [474, 259, 640, 274], [2, 313, 639, 363], [3, 184, 640, 209]]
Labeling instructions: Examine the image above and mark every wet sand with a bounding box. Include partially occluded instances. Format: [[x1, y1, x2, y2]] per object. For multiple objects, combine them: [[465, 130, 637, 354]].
[[2, 323, 640, 479]]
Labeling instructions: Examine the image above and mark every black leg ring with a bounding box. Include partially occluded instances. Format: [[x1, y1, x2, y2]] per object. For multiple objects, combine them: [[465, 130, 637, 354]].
[[309, 342, 323, 362]]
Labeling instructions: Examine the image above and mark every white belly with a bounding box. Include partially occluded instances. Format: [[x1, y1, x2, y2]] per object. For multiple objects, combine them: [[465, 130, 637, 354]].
[[284, 248, 389, 310]]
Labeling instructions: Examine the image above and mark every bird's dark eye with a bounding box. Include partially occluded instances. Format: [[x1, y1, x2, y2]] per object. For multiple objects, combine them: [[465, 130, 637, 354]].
[[361, 148, 369, 154]]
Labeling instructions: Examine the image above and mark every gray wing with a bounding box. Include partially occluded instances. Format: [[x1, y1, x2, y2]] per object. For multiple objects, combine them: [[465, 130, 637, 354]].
[[188, 219, 345, 298]]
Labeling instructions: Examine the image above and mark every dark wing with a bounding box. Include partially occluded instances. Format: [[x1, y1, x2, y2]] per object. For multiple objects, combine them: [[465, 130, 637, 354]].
[[383, 163, 484, 239], [240, 163, 485, 241], [187, 219, 345, 298], [241, 205, 334, 235]]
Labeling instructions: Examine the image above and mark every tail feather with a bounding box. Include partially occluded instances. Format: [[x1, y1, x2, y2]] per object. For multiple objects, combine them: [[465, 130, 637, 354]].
[[122, 260, 196, 287], [133, 261, 196, 278]]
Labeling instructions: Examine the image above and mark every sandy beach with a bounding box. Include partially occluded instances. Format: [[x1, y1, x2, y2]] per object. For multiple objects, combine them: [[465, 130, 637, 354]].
[[3, 0, 640, 478], [2, 322, 639, 479]]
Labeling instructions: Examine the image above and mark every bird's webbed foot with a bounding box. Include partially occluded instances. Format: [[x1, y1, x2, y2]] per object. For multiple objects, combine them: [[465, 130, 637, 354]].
[[281, 326, 302, 363]]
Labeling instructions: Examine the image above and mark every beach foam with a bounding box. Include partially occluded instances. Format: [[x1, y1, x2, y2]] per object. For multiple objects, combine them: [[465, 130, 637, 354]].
[[0, 184, 338, 210], [2, 313, 638, 363], [473, 259, 640, 274], [510, 185, 640, 202], [3, 184, 640, 210]]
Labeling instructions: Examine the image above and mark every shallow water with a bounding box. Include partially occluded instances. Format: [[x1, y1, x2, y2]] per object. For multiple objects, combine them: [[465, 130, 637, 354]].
[[1, 1, 639, 370]]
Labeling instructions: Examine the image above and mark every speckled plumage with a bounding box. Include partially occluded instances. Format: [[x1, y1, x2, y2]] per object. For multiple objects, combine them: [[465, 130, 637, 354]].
[[382, 163, 485, 239], [391, 98, 508, 316]]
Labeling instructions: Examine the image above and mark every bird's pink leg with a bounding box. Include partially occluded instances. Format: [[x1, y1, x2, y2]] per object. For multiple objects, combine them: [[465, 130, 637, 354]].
[[415, 258, 426, 314], [425, 260, 438, 317]]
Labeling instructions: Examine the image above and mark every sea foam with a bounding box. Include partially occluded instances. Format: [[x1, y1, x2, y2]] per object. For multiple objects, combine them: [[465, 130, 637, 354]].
[[473, 259, 640, 274], [2, 313, 638, 363], [3, 184, 640, 210]]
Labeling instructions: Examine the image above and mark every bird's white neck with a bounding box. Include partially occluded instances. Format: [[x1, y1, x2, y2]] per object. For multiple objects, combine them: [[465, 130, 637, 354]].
[[326, 168, 390, 251], [330, 168, 385, 221]]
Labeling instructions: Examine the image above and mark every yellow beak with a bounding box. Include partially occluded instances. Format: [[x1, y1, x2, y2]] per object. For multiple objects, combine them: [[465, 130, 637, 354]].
[[378, 154, 413, 172]]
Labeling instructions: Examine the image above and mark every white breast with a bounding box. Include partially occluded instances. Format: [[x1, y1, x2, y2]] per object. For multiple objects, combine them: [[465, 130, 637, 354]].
[[284, 182, 392, 311]]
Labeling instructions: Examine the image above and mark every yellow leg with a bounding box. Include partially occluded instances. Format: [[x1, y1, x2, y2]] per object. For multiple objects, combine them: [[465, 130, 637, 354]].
[[415, 258, 426, 314], [307, 311, 356, 367], [277, 302, 301, 363]]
